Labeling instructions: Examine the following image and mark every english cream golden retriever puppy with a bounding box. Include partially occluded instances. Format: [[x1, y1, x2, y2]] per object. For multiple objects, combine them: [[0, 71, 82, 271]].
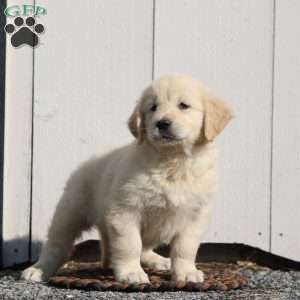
[[22, 75, 233, 284]]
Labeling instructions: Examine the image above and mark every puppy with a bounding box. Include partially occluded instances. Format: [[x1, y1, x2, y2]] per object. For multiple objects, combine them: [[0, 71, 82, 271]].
[[22, 75, 233, 284]]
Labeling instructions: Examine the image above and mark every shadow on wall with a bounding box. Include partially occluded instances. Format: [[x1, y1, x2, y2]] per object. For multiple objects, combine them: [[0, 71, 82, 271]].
[[2, 239, 300, 271], [1, 238, 43, 269], [46, 240, 300, 271], [1, 238, 100, 269]]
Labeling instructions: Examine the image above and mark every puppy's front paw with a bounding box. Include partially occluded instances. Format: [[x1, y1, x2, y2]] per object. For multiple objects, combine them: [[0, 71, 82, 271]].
[[172, 269, 204, 283], [21, 266, 45, 282]]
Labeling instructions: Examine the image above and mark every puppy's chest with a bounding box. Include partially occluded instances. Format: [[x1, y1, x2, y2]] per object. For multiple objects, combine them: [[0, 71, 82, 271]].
[[140, 176, 210, 246], [145, 169, 209, 208]]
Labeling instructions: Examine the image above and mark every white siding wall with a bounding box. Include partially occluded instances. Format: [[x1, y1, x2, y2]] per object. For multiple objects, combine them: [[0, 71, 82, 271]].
[[3, 0, 300, 265], [272, 0, 300, 261], [154, 0, 274, 252], [31, 0, 153, 261]]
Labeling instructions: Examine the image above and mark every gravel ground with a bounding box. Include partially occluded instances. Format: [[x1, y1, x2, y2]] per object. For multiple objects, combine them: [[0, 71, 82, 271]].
[[0, 267, 300, 300]]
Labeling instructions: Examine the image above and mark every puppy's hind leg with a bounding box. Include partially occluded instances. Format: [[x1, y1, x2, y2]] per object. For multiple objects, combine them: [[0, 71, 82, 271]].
[[141, 249, 171, 270], [98, 228, 111, 269], [22, 189, 90, 282]]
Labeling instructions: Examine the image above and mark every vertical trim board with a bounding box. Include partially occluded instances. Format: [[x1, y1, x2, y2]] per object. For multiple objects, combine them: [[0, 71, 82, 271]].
[[0, 0, 6, 268], [2, 0, 34, 267]]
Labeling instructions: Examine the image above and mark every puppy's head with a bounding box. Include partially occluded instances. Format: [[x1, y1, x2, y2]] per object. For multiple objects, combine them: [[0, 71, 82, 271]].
[[128, 75, 233, 151]]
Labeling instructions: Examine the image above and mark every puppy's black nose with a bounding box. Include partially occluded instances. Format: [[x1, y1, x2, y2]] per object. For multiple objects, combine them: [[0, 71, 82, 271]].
[[156, 119, 171, 131]]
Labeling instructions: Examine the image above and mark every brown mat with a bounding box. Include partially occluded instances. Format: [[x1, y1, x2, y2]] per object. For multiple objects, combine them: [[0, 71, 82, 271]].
[[49, 261, 248, 292]]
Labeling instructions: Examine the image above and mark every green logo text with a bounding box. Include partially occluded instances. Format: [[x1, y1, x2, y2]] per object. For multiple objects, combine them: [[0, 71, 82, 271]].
[[4, 5, 47, 17]]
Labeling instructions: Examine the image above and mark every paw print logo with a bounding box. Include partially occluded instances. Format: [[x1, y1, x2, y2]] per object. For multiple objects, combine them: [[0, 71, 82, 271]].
[[4, 17, 44, 48]]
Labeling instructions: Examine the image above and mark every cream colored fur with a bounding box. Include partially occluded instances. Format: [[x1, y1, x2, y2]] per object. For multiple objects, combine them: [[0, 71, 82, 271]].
[[22, 75, 233, 284]]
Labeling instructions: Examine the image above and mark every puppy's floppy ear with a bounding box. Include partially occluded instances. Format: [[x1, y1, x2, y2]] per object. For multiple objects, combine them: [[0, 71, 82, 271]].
[[128, 102, 145, 144], [128, 105, 139, 138], [202, 91, 234, 142]]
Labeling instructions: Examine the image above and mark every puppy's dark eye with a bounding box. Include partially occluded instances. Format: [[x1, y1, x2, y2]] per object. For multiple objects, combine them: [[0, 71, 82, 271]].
[[150, 104, 157, 112], [179, 102, 190, 110]]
